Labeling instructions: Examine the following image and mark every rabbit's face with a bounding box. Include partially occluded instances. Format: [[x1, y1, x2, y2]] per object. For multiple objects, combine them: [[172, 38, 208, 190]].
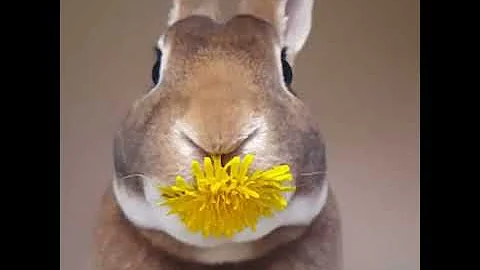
[[112, 0, 325, 259]]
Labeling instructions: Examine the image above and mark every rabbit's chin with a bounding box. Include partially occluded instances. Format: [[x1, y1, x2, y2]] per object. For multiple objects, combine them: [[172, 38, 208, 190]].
[[113, 175, 329, 249]]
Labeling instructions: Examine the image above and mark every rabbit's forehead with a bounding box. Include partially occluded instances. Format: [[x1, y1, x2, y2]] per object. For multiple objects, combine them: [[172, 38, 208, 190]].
[[157, 15, 282, 101], [163, 15, 278, 61]]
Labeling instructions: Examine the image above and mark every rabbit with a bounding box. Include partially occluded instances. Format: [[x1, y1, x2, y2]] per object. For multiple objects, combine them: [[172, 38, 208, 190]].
[[93, 0, 342, 269]]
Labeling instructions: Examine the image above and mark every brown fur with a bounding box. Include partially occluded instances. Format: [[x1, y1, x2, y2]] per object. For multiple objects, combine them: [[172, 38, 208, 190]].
[[95, 1, 341, 269], [113, 15, 324, 192]]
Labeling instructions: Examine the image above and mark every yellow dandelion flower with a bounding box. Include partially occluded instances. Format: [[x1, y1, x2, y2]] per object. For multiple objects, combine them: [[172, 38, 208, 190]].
[[156, 154, 296, 238]]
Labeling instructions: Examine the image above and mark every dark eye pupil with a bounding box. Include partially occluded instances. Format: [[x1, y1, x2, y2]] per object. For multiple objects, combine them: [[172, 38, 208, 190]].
[[281, 47, 295, 95], [151, 48, 162, 85]]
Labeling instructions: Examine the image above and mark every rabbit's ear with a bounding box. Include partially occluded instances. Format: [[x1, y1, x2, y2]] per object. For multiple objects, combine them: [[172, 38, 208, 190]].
[[238, 0, 288, 37], [168, 0, 219, 26], [282, 0, 315, 65], [238, 0, 314, 66]]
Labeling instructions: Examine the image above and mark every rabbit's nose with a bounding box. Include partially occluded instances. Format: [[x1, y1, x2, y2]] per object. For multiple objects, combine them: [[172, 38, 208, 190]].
[[209, 127, 260, 157], [175, 116, 262, 158], [181, 126, 259, 158]]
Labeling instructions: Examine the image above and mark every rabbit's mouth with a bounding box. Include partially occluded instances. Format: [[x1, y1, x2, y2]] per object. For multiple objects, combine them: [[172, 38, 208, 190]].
[[113, 171, 328, 248]]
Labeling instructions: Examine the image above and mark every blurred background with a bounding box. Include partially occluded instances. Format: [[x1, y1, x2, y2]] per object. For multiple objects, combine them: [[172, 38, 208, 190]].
[[60, 0, 419, 269]]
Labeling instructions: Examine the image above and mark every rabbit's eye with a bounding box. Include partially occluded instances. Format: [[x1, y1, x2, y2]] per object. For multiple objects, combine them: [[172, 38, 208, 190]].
[[281, 47, 294, 91], [151, 47, 163, 85]]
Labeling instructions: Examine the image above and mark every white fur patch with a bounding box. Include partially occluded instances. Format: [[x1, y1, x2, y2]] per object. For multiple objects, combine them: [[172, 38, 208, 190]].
[[113, 174, 328, 248]]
